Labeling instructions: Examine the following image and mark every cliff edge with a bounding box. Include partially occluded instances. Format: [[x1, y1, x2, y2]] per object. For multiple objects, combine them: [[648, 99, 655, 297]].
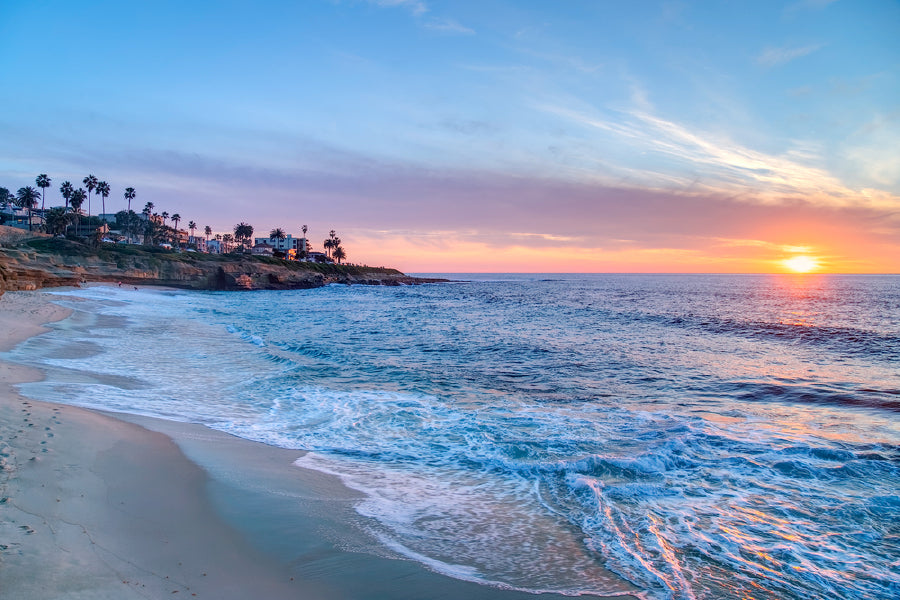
[[0, 232, 443, 295]]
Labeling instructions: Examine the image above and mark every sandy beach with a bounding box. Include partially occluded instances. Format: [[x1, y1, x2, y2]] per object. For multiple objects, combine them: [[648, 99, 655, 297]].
[[0, 289, 638, 600]]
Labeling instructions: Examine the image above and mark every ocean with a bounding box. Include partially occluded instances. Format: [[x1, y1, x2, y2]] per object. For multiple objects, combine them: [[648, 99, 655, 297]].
[[6, 274, 899, 599]]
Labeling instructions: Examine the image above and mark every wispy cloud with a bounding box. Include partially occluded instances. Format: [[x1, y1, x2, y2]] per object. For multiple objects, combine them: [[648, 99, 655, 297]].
[[425, 17, 475, 35], [538, 103, 900, 210], [366, 1, 473, 35], [756, 43, 823, 67], [714, 238, 815, 254], [784, 0, 839, 17], [369, 0, 428, 17]]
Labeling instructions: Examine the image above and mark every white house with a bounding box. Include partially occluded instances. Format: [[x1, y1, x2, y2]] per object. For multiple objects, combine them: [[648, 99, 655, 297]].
[[251, 242, 274, 256]]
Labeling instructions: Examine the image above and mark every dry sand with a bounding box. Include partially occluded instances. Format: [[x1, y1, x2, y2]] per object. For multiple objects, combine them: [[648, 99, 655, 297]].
[[0, 289, 639, 600]]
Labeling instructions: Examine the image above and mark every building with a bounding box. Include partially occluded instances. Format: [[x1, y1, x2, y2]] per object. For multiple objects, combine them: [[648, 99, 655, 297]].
[[252, 234, 307, 254], [206, 239, 223, 254], [0, 203, 37, 229], [188, 235, 208, 253], [251, 242, 274, 256], [306, 251, 332, 264]]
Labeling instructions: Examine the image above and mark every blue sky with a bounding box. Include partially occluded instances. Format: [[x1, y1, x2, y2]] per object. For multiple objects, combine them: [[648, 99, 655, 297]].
[[1, 0, 898, 271]]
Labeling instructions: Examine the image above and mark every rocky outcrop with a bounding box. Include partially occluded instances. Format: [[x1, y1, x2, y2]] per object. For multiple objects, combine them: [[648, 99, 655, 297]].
[[0, 237, 445, 295]]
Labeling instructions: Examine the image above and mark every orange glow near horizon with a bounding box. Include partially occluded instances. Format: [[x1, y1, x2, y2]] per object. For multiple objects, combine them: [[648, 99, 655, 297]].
[[781, 255, 820, 274], [342, 230, 898, 274]]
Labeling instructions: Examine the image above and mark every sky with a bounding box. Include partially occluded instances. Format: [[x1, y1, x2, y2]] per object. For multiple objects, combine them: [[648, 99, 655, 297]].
[[1, 0, 898, 273]]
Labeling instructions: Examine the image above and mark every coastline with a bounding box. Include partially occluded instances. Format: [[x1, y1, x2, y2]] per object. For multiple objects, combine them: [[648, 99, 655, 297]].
[[0, 229, 447, 294], [0, 288, 640, 600]]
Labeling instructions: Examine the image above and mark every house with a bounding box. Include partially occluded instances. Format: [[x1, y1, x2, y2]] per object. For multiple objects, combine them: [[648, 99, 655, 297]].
[[253, 234, 308, 254], [206, 239, 223, 254], [188, 235, 208, 253], [251, 242, 274, 256], [306, 251, 332, 264], [0, 203, 36, 229]]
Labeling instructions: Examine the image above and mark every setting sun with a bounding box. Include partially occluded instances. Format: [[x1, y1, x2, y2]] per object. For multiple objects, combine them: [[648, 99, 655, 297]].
[[783, 255, 820, 273]]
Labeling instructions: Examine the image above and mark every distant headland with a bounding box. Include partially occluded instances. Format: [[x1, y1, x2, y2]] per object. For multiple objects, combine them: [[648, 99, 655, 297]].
[[0, 226, 444, 295], [1, 174, 444, 294]]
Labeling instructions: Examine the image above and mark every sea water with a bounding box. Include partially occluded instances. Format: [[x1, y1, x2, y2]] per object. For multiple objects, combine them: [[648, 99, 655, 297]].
[[6, 274, 899, 599]]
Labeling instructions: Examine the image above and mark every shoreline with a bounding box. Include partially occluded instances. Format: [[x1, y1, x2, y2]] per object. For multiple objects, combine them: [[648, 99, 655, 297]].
[[0, 229, 448, 294], [0, 288, 640, 600]]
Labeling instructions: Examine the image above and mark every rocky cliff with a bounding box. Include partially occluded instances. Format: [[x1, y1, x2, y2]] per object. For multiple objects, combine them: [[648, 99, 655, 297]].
[[0, 234, 442, 295]]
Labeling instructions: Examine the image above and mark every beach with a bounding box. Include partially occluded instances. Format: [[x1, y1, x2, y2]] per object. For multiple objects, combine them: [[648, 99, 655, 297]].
[[0, 288, 639, 600]]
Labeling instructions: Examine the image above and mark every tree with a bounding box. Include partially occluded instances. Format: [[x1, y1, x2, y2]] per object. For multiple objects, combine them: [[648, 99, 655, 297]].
[[83, 174, 97, 217], [188, 220, 197, 239], [45, 207, 73, 236], [332, 246, 346, 264], [171, 213, 181, 245], [161, 211, 169, 229], [70, 188, 86, 234], [115, 210, 141, 243], [233, 222, 253, 251], [204, 225, 212, 242], [96, 180, 110, 220], [222, 233, 234, 253], [0, 187, 11, 205], [143, 201, 154, 215], [59, 181, 74, 209], [270, 227, 286, 240], [124, 187, 136, 212], [15, 186, 41, 231], [323, 230, 341, 259], [36, 174, 51, 213]]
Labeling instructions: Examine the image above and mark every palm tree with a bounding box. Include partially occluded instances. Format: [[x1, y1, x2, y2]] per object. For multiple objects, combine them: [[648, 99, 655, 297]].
[[70, 188, 86, 234], [45, 207, 73, 236], [0, 187, 11, 205], [332, 246, 346, 264], [143, 201, 154, 215], [96, 181, 110, 220], [222, 233, 233, 253], [59, 181, 74, 209], [171, 213, 181, 246], [15, 186, 41, 231], [233, 222, 253, 251], [124, 187, 136, 212], [161, 211, 169, 229], [323, 230, 341, 259], [204, 225, 212, 242], [83, 174, 97, 217], [270, 227, 286, 240], [188, 220, 197, 241], [35, 174, 51, 213]]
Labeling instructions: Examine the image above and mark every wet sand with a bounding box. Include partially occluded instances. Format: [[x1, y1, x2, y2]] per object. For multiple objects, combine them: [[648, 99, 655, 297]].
[[0, 289, 640, 600]]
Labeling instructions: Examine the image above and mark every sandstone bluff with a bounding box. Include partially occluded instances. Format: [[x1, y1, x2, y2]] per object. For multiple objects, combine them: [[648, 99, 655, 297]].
[[0, 227, 443, 295]]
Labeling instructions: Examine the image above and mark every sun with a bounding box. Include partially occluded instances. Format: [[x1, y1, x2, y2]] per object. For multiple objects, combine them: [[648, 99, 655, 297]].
[[782, 255, 819, 273]]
